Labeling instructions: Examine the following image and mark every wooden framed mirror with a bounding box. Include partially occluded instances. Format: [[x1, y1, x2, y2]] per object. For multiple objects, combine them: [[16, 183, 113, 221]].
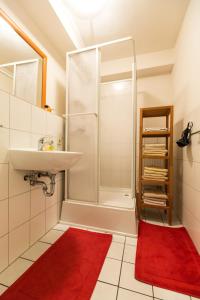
[[0, 9, 47, 108]]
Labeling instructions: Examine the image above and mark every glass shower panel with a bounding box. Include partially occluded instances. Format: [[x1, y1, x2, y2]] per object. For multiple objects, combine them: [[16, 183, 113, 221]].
[[68, 114, 98, 202], [99, 80, 132, 190], [67, 48, 99, 203], [68, 49, 98, 114]]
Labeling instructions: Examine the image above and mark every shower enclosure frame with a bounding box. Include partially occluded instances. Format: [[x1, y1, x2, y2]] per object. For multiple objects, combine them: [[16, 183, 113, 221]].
[[65, 37, 137, 207]]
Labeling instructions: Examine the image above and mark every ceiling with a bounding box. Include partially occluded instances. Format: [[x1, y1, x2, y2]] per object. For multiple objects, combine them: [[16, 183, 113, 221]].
[[1, 0, 189, 64], [63, 0, 189, 55]]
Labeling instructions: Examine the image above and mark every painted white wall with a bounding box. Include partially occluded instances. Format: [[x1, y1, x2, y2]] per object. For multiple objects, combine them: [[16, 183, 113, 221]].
[[136, 74, 173, 191], [101, 49, 175, 78], [0, 0, 66, 115], [172, 0, 200, 253]]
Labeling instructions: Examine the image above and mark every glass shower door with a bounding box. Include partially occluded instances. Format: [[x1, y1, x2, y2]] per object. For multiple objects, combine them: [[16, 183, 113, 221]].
[[67, 49, 99, 203]]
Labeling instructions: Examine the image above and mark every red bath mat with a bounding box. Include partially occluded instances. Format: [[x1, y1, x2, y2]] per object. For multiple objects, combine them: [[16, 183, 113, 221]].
[[1, 228, 112, 300], [135, 220, 200, 298]]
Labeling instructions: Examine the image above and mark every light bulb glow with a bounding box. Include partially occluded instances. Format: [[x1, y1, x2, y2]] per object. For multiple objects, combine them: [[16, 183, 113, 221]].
[[66, 0, 107, 18]]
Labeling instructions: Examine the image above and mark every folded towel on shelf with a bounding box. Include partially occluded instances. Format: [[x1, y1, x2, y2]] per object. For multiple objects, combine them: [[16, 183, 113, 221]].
[[143, 199, 167, 206], [142, 176, 168, 181], [144, 167, 168, 172], [142, 196, 167, 203], [144, 127, 168, 132], [143, 192, 168, 199], [143, 149, 168, 153]]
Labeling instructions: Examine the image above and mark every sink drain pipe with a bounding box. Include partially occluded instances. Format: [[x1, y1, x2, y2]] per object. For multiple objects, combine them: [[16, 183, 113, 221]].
[[24, 172, 56, 197]]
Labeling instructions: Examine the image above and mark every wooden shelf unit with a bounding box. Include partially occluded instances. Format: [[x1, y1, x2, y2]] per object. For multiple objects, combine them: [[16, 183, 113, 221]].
[[138, 105, 174, 225]]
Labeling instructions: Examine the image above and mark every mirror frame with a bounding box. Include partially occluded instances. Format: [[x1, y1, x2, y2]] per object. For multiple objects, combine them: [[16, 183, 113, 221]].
[[0, 8, 47, 108]]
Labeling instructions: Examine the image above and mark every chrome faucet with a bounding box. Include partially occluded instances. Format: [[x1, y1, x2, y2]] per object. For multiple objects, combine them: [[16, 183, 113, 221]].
[[38, 136, 54, 151]]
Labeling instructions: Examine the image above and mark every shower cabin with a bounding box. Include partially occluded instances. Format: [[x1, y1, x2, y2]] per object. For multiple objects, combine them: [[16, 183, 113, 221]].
[[61, 37, 137, 236]]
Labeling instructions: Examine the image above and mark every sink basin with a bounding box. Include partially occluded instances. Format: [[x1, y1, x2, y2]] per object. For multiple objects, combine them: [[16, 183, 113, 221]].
[[9, 148, 83, 173]]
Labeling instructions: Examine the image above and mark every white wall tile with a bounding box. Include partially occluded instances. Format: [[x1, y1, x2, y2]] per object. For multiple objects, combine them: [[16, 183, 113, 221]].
[[9, 222, 29, 263], [46, 204, 58, 231], [45, 111, 58, 136], [31, 188, 45, 218], [0, 235, 8, 272], [31, 133, 43, 149], [57, 179, 64, 203], [0, 91, 64, 267], [56, 116, 64, 137], [0, 199, 8, 238], [0, 164, 8, 201], [10, 96, 31, 132], [10, 129, 31, 148], [9, 165, 30, 197], [9, 192, 30, 231], [0, 90, 9, 128], [46, 185, 57, 209], [30, 212, 45, 245], [0, 128, 9, 163], [31, 106, 46, 135]]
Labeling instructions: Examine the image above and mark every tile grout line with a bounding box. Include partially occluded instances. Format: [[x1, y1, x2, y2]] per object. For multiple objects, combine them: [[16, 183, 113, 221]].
[[115, 236, 126, 299], [19, 257, 34, 263]]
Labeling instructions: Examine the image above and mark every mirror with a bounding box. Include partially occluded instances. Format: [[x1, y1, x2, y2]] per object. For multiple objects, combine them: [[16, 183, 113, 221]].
[[0, 9, 47, 108]]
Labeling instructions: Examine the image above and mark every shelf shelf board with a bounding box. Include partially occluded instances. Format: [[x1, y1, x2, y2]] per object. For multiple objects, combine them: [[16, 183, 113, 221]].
[[141, 179, 169, 185], [142, 155, 169, 160], [141, 203, 170, 209], [142, 106, 172, 117], [142, 131, 170, 137]]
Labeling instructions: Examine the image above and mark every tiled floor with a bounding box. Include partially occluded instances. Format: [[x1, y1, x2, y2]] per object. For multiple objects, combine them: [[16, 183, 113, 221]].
[[0, 213, 197, 300]]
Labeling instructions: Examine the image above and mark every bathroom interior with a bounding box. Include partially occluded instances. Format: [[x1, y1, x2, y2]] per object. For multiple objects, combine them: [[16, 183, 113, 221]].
[[0, 0, 200, 299]]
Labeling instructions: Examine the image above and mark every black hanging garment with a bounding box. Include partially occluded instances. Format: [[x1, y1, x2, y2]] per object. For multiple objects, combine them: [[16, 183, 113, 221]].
[[176, 122, 193, 147]]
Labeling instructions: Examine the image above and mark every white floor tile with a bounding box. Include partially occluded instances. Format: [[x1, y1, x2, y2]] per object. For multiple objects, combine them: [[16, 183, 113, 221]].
[[120, 262, 153, 296], [107, 242, 124, 260], [98, 258, 121, 285], [21, 242, 50, 261], [40, 229, 64, 244], [153, 287, 191, 300], [53, 223, 70, 232], [0, 258, 32, 286], [0, 284, 7, 295], [126, 237, 137, 246], [123, 245, 136, 263], [91, 281, 117, 300], [112, 234, 125, 244], [87, 228, 105, 233], [118, 288, 153, 300], [191, 298, 200, 300]]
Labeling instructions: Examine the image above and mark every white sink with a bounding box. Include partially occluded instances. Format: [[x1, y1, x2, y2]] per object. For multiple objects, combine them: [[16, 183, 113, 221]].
[[9, 148, 83, 173]]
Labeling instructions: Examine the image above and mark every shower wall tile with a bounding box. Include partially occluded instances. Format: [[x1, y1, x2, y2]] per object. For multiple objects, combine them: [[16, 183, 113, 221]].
[[9, 222, 29, 263], [9, 193, 30, 231], [0, 91, 65, 269], [30, 212, 46, 245], [0, 90, 9, 128], [10, 129, 31, 148], [30, 188, 45, 218], [0, 235, 8, 272], [0, 164, 8, 201], [31, 105, 46, 135], [10, 96, 31, 132], [46, 203, 58, 231], [0, 199, 8, 238], [9, 165, 30, 197], [0, 128, 9, 163]]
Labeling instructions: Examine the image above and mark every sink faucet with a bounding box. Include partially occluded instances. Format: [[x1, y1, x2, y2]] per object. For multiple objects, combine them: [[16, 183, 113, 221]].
[[38, 136, 54, 151]]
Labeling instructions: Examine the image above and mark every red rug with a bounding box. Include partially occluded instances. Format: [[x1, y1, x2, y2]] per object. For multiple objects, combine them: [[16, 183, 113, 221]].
[[135, 221, 200, 298], [1, 228, 112, 300]]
